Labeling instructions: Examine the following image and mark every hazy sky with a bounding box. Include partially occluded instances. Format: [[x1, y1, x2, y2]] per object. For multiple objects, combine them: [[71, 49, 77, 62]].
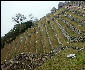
[[1, 1, 64, 36]]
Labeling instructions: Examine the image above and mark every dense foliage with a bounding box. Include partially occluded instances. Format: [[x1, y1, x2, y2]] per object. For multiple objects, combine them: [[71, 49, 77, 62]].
[[1, 21, 34, 49]]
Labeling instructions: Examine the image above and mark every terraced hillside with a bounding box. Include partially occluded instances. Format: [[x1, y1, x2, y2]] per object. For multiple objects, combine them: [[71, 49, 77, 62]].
[[1, 7, 85, 70]]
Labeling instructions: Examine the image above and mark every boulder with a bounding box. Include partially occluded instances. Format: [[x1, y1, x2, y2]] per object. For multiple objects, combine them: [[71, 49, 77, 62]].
[[67, 54, 76, 58]]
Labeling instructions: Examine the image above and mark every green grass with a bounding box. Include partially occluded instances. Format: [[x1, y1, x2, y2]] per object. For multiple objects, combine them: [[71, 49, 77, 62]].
[[35, 27, 44, 54], [37, 49, 85, 70]]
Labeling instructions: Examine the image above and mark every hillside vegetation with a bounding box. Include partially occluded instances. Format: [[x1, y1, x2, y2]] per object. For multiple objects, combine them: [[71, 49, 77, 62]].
[[1, 21, 34, 49], [1, 7, 85, 70]]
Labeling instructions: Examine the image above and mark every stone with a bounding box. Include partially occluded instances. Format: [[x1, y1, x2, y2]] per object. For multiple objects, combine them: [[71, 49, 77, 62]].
[[5, 60, 7, 62], [21, 52, 24, 54], [67, 42, 69, 44], [36, 41, 38, 43], [80, 47, 84, 50], [67, 54, 76, 58], [36, 32, 38, 34]]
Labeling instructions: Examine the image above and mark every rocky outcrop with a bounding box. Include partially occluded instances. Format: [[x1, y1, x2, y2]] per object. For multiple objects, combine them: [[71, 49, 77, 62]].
[[67, 54, 76, 58], [1, 53, 48, 70]]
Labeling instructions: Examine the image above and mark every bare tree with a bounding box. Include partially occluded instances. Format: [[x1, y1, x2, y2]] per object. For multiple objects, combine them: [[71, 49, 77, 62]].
[[12, 13, 26, 24]]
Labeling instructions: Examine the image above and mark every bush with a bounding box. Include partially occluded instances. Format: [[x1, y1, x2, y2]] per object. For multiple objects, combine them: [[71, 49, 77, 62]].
[[1, 21, 34, 49]]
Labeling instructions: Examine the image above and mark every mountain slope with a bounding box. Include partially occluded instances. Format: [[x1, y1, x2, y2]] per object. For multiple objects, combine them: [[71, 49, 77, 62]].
[[1, 7, 85, 70]]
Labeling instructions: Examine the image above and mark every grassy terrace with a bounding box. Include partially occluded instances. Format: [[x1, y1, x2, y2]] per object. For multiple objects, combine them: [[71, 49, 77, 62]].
[[43, 19, 53, 50], [66, 10, 85, 21], [54, 8, 85, 33], [1, 28, 32, 62], [24, 28, 32, 52], [55, 17, 78, 36], [45, 18, 60, 49], [38, 48, 85, 70], [69, 42, 85, 48], [49, 15, 69, 46], [38, 20, 52, 53], [50, 13, 85, 48], [35, 26, 44, 54], [28, 27, 36, 53], [61, 15, 85, 33]]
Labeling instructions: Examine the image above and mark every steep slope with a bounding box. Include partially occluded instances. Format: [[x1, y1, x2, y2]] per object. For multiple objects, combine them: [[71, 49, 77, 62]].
[[37, 48, 85, 70], [1, 7, 85, 70]]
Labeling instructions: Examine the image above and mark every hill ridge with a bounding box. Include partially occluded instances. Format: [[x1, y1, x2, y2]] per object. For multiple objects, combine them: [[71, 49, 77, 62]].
[[1, 7, 85, 70]]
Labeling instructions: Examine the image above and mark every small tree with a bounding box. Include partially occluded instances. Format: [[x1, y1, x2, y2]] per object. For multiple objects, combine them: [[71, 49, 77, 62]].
[[12, 13, 26, 24]]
